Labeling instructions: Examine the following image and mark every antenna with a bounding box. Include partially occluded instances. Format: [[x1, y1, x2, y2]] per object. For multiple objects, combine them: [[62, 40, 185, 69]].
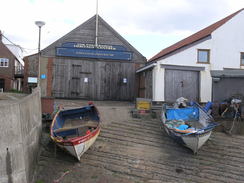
[[95, 0, 99, 47]]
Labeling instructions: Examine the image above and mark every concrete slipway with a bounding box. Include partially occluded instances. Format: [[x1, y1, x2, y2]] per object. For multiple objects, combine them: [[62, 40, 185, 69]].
[[35, 100, 244, 183]]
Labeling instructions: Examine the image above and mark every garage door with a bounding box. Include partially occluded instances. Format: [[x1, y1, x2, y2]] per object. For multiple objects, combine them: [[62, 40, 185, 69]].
[[212, 77, 244, 102], [165, 69, 199, 102]]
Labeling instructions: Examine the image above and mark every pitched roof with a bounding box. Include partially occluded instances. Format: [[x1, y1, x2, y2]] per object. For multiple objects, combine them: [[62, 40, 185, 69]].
[[5, 44, 24, 65], [41, 15, 146, 60], [149, 8, 244, 62]]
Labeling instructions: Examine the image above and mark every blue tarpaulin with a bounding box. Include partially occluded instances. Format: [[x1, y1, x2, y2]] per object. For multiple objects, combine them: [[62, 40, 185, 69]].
[[166, 107, 199, 121]]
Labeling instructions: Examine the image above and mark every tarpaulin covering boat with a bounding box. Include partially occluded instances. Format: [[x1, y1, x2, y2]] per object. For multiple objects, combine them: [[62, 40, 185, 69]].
[[50, 103, 101, 160], [161, 102, 218, 153]]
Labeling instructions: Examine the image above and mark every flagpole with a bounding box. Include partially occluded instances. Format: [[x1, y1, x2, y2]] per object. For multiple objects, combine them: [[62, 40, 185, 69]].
[[95, 0, 98, 47]]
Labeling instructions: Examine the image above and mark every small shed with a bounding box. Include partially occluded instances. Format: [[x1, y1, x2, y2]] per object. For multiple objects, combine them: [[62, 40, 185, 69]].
[[211, 70, 244, 102]]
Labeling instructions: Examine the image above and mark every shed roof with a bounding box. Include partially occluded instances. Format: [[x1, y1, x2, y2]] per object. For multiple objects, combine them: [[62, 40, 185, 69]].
[[211, 70, 244, 78], [149, 9, 244, 62]]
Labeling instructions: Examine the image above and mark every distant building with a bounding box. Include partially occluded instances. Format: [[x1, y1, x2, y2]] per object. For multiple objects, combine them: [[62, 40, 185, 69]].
[[24, 15, 146, 101], [137, 8, 244, 103], [0, 31, 24, 92]]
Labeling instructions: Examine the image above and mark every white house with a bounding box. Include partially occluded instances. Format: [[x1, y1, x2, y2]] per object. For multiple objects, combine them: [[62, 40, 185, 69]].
[[137, 8, 244, 103]]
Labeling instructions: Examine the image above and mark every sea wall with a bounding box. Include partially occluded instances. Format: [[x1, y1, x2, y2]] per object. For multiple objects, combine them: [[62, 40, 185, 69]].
[[0, 88, 42, 183]]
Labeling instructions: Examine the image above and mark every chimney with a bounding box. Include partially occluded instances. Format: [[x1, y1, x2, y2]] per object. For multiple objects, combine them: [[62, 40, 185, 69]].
[[0, 30, 2, 42]]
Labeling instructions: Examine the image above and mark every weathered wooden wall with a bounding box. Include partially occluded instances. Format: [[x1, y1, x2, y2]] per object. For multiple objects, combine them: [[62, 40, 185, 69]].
[[137, 69, 152, 99], [52, 58, 136, 100], [24, 16, 146, 100], [41, 15, 146, 101], [41, 16, 145, 63]]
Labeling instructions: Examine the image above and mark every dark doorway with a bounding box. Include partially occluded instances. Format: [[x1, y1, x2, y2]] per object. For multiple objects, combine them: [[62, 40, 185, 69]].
[[0, 79, 5, 91]]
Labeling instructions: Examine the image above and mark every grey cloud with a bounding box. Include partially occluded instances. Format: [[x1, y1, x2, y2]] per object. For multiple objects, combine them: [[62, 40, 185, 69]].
[[103, 0, 230, 34]]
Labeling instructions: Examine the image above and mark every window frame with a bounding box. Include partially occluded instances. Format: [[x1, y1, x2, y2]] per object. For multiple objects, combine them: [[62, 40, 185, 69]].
[[197, 49, 210, 64], [240, 52, 244, 66], [0, 58, 9, 68]]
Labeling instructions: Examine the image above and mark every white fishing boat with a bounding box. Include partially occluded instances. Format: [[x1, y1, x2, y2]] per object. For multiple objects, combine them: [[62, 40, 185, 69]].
[[50, 103, 101, 160], [161, 101, 218, 153]]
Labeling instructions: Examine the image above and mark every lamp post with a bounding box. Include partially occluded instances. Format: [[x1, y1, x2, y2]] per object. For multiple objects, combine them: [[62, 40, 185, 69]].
[[35, 21, 45, 87]]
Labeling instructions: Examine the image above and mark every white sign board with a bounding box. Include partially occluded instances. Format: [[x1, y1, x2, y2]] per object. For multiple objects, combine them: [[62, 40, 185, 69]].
[[28, 77, 37, 83], [123, 78, 127, 83], [84, 77, 88, 83]]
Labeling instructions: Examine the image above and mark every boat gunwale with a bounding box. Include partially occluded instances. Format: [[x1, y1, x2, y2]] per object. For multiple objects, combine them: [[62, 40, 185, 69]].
[[160, 103, 218, 137], [163, 123, 214, 137], [50, 104, 101, 145]]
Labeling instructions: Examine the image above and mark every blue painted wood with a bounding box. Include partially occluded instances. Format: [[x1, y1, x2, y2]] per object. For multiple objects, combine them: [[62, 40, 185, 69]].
[[56, 47, 132, 60]]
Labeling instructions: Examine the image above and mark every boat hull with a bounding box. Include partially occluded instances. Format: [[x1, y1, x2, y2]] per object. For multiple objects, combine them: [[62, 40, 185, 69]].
[[161, 102, 218, 153], [164, 127, 212, 153], [50, 104, 101, 161], [182, 131, 211, 153], [56, 128, 100, 160]]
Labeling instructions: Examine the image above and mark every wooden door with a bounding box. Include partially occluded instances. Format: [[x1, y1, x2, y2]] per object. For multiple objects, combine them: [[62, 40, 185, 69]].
[[70, 64, 91, 98], [70, 64, 81, 97], [165, 69, 199, 102], [103, 63, 112, 100], [138, 72, 145, 98]]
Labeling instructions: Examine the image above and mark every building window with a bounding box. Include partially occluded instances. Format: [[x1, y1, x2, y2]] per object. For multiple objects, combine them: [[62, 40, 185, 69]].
[[241, 53, 244, 66], [0, 58, 9, 67], [197, 49, 210, 63]]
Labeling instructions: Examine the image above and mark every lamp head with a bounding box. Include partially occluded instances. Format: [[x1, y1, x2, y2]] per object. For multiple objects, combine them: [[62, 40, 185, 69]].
[[35, 21, 45, 28]]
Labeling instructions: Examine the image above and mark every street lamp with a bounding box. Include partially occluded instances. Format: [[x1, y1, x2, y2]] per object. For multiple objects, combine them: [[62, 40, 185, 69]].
[[35, 21, 45, 87]]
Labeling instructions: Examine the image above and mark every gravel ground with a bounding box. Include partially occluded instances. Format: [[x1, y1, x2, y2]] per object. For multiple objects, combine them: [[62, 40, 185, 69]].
[[35, 99, 244, 183]]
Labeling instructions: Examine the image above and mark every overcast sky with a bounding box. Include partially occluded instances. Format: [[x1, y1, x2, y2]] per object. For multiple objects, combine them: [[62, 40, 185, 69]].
[[1, 0, 244, 59]]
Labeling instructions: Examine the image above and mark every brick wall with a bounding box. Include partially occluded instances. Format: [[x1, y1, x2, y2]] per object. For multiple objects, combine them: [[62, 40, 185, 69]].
[[0, 41, 15, 91], [23, 57, 29, 93], [41, 97, 54, 114], [41, 57, 54, 115], [46, 58, 53, 97]]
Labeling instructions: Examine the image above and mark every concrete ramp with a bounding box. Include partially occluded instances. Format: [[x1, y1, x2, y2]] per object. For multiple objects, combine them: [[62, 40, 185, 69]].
[[98, 106, 134, 126]]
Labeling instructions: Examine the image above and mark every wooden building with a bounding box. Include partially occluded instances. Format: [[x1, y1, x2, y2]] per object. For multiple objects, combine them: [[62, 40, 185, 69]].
[[24, 15, 146, 101]]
